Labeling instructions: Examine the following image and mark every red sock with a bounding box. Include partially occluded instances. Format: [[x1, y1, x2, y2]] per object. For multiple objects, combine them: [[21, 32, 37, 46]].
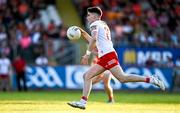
[[81, 96, 88, 101], [109, 96, 113, 101], [145, 77, 150, 83]]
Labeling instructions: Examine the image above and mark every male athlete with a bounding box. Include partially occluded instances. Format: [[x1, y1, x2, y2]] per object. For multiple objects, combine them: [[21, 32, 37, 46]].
[[79, 27, 114, 103], [68, 6, 165, 110]]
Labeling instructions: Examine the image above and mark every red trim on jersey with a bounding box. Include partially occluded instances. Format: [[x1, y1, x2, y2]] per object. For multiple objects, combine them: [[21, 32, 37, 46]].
[[97, 51, 119, 70]]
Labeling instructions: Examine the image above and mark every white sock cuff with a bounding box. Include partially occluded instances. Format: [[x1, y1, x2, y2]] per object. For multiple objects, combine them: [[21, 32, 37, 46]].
[[80, 99, 87, 104]]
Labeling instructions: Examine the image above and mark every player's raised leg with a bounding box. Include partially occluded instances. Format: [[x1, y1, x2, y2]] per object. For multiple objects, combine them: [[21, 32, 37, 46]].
[[109, 65, 165, 91]]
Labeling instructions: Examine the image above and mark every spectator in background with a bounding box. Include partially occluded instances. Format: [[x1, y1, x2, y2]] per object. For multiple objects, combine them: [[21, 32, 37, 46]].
[[74, 0, 180, 48], [35, 52, 48, 66], [12, 55, 27, 91], [19, 30, 32, 49], [0, 0, 64, 65], [0, 0, 7, 6], [0, 26, 7, 41], [18, 29, 33, 62], [47, 20, 59, 39], [0, 54, 11, 91], [18, 1, 30, 20]]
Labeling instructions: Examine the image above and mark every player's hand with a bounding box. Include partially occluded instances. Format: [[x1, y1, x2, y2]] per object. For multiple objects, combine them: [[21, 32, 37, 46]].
[[81, 54, 90, 65], [77, 27, 85, 33], [78, 27, 84, 33]]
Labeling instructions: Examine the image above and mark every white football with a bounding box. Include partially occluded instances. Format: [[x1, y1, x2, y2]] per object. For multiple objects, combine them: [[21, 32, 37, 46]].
[[67, 26, 81, 40]]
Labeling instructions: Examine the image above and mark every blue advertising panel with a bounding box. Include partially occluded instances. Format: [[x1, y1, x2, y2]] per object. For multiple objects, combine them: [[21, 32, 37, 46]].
[[12, 66, 173, 90], [115, 46, 180, 66], [12, 66, 66, 89], [65, 66, 173, 90]]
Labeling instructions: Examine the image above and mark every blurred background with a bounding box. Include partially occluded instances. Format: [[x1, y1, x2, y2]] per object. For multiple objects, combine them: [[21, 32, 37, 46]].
[[0, 0, 180, 92]]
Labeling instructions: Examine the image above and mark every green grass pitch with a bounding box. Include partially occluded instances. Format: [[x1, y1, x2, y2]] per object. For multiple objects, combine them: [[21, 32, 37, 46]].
[[0, 90, 180, 113]]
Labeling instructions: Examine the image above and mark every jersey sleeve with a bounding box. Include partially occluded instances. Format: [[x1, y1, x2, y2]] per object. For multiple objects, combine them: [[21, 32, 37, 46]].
[[90, 22, 99, 39]]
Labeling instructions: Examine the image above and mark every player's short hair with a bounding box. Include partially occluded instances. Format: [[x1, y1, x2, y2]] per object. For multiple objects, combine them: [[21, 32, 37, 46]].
[[87, 6, 102, 17]]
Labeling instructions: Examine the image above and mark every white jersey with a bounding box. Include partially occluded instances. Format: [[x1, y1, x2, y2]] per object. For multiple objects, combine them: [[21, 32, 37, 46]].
[[0, 58, 11, 75], [90, 20, 115, 57]]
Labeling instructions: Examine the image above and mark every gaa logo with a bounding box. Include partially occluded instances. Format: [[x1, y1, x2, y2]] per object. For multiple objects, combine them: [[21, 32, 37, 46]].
[[26, 67, 64, 88]]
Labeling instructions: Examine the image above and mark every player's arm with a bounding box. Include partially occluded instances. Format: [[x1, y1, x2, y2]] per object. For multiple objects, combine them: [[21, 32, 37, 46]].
[[87, 25, 98, 54], [81, 26, 98, 65], [78, 27, 92, 43], [78, 27, 98, 56], [87, 32, 96, 54]]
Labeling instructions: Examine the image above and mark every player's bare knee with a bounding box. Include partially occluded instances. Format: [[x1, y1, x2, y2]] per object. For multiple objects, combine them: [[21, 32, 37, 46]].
[[117, 76, 126, 83], [119, 78, 126, 83], [117, 73, 127, 83], [83, 73, 90, 81]]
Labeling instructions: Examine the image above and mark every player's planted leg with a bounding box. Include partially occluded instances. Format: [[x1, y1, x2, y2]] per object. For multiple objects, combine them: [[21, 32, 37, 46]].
[[67, 64, 105, 109], [67, 101, 86, 110]]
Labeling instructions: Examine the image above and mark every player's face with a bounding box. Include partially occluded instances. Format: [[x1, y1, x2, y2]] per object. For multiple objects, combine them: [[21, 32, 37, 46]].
[[86, 12, 96, 24]]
